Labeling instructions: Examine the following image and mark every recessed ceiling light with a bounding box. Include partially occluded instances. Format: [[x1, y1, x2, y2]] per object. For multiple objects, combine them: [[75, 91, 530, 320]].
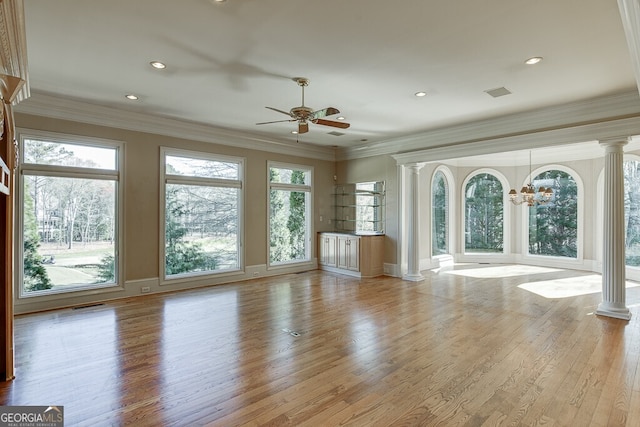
[[150, 61, 166, 69], [414, 91, 427, 97], [525, 56, 543, 65], [291, 130, 298, 134], [125, 94, 139, 100], [337, 116, 345, 120]]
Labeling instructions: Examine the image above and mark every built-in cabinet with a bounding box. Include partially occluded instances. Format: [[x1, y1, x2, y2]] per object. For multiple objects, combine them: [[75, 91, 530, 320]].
[[318, 232, 384, 278]]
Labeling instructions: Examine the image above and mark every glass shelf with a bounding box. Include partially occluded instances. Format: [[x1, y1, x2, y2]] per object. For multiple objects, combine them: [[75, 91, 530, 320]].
[[332, 181, 385, 234]]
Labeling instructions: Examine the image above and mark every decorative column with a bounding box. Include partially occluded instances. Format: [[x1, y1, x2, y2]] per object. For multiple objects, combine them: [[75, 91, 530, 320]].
[[596, 139, 631, 320], [403, 163, 425, 282]]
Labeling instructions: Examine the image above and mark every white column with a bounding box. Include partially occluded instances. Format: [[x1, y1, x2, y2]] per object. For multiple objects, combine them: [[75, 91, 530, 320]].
[[403, 163, 425, 282], [596, 139, 631, 320]]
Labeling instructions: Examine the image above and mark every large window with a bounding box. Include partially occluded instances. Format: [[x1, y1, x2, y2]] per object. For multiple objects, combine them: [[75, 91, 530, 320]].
[[528, 169, 578, 258], [19, 133, 122, 296], [162, 149, 242, 280], [268, 163, 312, 265], [624, 159, 640, 267], [432, 170, 448, 256], [464, 173, 504, 253]]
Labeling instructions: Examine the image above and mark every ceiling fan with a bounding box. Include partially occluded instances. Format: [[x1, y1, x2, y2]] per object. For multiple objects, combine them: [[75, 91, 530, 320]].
[[256, 77, 350, 134]]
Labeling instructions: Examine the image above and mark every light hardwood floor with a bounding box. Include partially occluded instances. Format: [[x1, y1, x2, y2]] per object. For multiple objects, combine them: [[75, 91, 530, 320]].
[[1, 264, 640, 426]]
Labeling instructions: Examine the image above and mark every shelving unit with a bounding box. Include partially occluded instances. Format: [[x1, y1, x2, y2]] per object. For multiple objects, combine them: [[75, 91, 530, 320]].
[[332, 181, 385, 234]]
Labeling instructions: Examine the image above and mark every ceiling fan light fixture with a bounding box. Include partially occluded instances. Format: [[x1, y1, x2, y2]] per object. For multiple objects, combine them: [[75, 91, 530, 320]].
[[257, 78, 350, 135]]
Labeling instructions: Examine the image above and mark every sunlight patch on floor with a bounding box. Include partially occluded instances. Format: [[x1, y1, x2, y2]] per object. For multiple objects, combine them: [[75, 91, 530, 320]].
[[442, 265, 561, 278], [518, 275, 640, 299]]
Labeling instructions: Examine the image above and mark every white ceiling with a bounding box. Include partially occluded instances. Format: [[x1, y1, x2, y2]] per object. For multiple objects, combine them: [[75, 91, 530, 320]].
[[20, 0, 639, 151]]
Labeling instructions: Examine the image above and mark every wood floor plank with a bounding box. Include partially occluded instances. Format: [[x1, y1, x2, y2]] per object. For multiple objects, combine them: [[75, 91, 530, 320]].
[[0, 266, 639, 426]]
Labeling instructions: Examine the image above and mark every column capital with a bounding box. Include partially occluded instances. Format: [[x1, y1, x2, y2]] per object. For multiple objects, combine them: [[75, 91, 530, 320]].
[[405, 162, 426, 172], [599, 137, 630, 149]]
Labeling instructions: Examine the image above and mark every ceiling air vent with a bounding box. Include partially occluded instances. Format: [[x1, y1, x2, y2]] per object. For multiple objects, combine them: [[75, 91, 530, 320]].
[[328, 131, 346, 136], [485, 87, 512, 98]]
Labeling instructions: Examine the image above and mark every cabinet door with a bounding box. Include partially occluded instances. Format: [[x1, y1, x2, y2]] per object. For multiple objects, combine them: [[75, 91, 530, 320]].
[[337, 235, 359, 271], [320, 234, 337, 267], [346, 237, 359, 271], [337, 236, 349, 270]]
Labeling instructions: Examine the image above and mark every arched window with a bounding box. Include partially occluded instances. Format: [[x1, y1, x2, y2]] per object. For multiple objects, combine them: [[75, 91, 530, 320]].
[[528, 169, 577, 258], [624, 158, 640, 267], [432, 171, 448, 256], [464, 173, 503, 253]]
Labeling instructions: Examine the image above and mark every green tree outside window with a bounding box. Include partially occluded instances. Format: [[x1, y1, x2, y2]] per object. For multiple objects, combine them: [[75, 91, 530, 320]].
[[528, 170, 577, 258], [432, 171, 448, 256], [465, 173, 504, 253]]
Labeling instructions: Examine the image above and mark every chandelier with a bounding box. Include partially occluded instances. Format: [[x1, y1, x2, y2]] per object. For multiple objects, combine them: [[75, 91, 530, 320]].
[[508, 151, 553, 206]]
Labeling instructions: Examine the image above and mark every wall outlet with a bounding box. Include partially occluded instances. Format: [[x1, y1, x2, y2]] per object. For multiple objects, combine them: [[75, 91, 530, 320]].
[[141, 286, 151, 293]]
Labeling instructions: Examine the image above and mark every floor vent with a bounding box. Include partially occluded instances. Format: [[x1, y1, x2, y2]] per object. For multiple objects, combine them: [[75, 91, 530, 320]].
[[72, 303, 105, 310]]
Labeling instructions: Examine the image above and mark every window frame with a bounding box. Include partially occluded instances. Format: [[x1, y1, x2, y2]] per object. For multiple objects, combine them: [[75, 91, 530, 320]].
[[160, 147, 244, 284], [267, 161, 313, 269], [16, 129, 124, 301], [621, 156, 640, 269], [521, 164, 583, 265], [431, 167, 454, 258], [460, 169, 510, 259]]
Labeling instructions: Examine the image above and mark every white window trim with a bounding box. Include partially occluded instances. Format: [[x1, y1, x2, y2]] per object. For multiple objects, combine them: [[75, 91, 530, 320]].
[[520, 164, 584, 266], [159, 147, 245, 285], [15, 129, 125, 304], [431, 166, 456, 259], [459, 168, 511, 260], [605, 154, 640, 281], [267, 161, 314, 269]]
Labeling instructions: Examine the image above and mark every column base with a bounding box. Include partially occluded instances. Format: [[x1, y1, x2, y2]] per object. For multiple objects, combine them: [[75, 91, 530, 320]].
[[402, 273, 425, 282], [595, 302, 632, 320]]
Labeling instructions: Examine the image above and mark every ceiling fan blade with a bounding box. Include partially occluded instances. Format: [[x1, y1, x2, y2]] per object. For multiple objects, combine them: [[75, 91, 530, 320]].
[[265, 106, 293, 117], [256, 119, 295, 125], [312, 107, 340, 119], [313, 118, 350, 129], [298, 122, 309, 134]]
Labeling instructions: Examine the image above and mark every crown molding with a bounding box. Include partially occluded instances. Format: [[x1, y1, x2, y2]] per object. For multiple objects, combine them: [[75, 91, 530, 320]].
[[0, 0, 28, 103], [15, 90, 640, 165], [392, 115, 640, 165], [14, 91, 336, 162], [339, 91, 640, 161]]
